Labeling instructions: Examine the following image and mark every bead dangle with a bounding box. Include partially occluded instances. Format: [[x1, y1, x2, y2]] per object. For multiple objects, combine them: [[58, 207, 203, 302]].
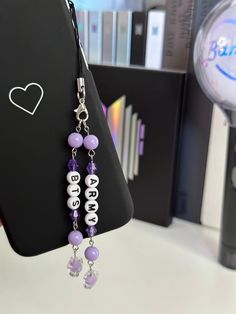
[[66, 84, 85, 278], [76, 78, 100, 289], [67, 77, 100, 288], [83, 137, 100, 289]]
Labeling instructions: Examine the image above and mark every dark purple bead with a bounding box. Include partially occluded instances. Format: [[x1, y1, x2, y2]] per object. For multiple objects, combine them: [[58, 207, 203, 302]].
[[69, 210, 80, 221], [86, 226, 97, 237], [86, 162, 97, 174], [68, 159, 79, 171]]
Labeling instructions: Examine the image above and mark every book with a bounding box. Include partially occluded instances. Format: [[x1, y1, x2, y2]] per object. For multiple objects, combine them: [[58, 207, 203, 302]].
[[134, 119, 142, 176], [88, 11, 102, 64], [130, 12, 147, 66], [122, 105, 132, 181], [201, 105, 229, 229], [162, 0, 194, 70], [107, 96, 126, 162], [128, 112, 138, 181], [102, 12, 117, 65], [76, 10, 89, 59], [116, 11, 132, 66], [75, 0, 143, 11], [145, 10, 166, 70]]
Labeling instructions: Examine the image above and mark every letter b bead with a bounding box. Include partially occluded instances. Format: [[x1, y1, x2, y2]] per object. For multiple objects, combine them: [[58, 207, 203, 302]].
[[67, 171, 80, 184]]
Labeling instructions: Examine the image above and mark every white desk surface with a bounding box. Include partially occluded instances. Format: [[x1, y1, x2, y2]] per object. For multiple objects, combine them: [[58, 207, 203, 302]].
[[0, 218, 236, 314]]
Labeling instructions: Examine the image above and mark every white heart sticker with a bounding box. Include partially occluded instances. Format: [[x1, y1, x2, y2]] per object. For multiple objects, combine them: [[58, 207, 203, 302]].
[[9, 82, 44, 116]]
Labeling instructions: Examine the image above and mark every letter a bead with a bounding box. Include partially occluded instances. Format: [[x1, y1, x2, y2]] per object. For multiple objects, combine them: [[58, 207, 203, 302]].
[[85, 174, 99, 188]]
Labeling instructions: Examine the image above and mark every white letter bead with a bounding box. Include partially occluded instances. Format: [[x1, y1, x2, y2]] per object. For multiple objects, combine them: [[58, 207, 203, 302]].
[[85, 213, 98, 226], [85, 174, 99, 188], [85, 187, 99, 200], [67, 197, 80, 210], [67, 184, 81, 197], [67, 171, 80, 184], [85, 200, 99, 213]]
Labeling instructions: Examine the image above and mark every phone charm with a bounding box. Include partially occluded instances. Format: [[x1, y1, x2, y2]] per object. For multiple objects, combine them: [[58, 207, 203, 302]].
[[66, 92, 84, 277], [67, 77, 99, 288], [83, 130, 100, 288]]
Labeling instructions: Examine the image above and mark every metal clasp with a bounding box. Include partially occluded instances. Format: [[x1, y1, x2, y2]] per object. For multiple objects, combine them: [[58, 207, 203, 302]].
[[77, 78, 86, 104], [74, 77, 88, 122], [74, 103, 89, 122]]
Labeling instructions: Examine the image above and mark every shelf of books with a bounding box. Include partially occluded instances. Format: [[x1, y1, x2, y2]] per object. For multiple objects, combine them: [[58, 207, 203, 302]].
[[75, 0, 225, 228], [76, 2, 194, 72]]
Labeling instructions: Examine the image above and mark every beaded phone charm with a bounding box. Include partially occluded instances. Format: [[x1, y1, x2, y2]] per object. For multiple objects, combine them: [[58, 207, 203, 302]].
[[67, 78, 99, 289], [66, 1, 99, 289]]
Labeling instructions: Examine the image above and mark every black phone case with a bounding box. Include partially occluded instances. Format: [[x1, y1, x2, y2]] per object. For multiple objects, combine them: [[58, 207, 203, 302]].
[[0, 0, 133, 256]]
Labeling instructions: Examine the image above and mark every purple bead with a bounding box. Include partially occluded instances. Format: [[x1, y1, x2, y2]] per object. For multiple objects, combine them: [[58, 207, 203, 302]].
[[68, 231, 83, 246], [69, 210, 80, 221], [85, 246, 99, 261], [68, 132, 83, 148], [68, 159, 79, 171], [67, 257, 83, 277], [67, 257, 83, 273], [86, 226, 97, 237], [86, 162, 97, 174], [84, 270, 98, 289], [83, 135, 99, 150]]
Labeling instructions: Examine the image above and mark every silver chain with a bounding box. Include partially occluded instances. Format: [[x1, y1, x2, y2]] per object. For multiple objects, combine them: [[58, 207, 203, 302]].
[[72, 148, 77, 159], [73, 220, 78, 231]]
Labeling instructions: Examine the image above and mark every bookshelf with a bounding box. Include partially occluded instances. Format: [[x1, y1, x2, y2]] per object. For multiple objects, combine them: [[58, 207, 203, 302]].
[[76, 0, 222, 227]]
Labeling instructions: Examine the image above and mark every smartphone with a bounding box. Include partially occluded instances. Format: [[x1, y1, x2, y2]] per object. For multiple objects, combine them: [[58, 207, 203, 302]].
[[0, 0, 133, 256]]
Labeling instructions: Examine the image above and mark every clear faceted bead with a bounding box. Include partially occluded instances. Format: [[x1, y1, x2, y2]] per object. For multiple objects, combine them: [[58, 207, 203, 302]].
[[67, 256, 83, 277], [86, 225, 97, 237], [68, 159, 79, 171], [83, 270, 98, 289], [86, 162, 97, 174]]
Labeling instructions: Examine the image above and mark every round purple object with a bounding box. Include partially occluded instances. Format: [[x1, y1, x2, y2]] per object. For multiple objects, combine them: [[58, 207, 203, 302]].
[[83, 135, 99, 150], [85, 246, 99, 261], [68, 133, 83, 148], [68, 231, 83, 246]]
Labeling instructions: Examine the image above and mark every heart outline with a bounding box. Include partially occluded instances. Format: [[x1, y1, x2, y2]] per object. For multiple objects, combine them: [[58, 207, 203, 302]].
[[9, 82, 44, 116]]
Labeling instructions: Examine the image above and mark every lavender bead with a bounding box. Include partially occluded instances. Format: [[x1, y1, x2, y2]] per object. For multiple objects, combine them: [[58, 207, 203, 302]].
[[68, 133, 83, 148], [67, 257, 83, 277], [68, 159, 79, 171], [86, 226, 97, 237], [68, 230, 83, 246], [83, 135, 99, 150], [84, 270, 98, 289], [86, 162, 97, 174], [85, 246, 99, 261]]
